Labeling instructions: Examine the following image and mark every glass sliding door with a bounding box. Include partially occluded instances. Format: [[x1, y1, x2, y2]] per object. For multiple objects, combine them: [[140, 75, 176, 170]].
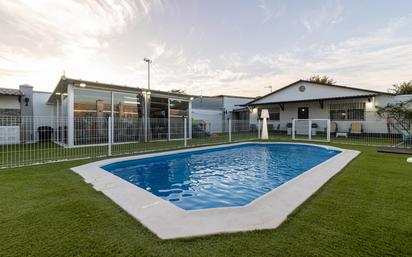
[[113, 92, 142, 143], [169, 99, 189, 139], [149, 97, 168, 140], [73, 88, 111, 145]]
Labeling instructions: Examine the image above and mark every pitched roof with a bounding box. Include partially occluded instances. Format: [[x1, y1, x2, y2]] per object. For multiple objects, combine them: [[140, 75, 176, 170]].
[[0, 87, 23, 96], [245, 80, 392, 105]]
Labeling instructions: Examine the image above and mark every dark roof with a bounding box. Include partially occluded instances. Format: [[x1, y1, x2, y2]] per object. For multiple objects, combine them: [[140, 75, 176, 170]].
[[245, 80, 393, 105], [0, 87, 23, 96]]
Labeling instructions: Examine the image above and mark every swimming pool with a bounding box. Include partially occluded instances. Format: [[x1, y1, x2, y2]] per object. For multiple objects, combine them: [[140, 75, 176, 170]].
[[73, 142, 358, 239], [102, 143, 340, 210]]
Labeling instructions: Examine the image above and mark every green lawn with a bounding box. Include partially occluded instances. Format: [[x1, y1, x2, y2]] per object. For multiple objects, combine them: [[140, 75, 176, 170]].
[[1, 141, 412, 256]]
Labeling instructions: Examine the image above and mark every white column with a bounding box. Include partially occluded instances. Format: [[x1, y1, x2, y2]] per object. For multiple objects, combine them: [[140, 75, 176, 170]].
[[292, 119, 296, 140], [108, 116, 112, 156], [56, 99, 60, 142], [184, 117, 187, 147], [188, 99, 192, 139], [326, 119, 331, 142], [228, 118, 232, 142], [111, 91, 114, 144], [167, 98, 171, 141], [67, 84, 74, 147], [308, 119, 312, 140]]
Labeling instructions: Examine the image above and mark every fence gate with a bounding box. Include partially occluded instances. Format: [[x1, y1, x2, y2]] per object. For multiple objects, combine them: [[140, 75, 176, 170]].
[[292, 119, 331, 142]]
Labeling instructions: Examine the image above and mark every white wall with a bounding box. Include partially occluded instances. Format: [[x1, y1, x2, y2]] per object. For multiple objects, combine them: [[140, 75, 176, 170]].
[[223, 97, 253, 112], [250, 96, 401, 134], [192, 108, 223, 133], [0, 95, 20, 109], [33, 92, 54, 117], [32, 91, 56, 141]]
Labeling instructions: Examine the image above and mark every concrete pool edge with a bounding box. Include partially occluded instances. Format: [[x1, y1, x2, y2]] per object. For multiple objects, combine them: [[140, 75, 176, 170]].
[[71, 142, 360, 239]]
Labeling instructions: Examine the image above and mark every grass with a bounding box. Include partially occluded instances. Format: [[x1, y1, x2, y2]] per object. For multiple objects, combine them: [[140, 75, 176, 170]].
[[0, 141, 412, 256]]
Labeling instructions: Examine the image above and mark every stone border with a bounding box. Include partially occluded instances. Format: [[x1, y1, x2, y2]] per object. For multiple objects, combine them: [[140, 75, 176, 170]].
[[71, 142, 359, 239]]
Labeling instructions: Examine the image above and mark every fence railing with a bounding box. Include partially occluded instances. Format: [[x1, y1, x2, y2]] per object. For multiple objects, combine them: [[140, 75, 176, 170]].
[[268, 118, 412, 148], [1, 116, 411, 169], [0, 116, 257, 169]]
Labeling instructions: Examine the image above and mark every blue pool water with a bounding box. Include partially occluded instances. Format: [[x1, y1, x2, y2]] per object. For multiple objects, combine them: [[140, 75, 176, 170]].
[[102, 143, 340, 210]]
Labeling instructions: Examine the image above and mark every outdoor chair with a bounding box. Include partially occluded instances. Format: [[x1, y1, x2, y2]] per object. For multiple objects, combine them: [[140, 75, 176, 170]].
[[349, 122, 363, 135]]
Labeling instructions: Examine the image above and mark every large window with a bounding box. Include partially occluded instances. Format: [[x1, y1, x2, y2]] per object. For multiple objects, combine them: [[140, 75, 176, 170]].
[[169, 99, 189, 139], [113, 93, 142, 143], [330, 102, 365, 121], [150, 97, 169, 140], [73, 88, 111, 118], [73, 88, 111, 145]]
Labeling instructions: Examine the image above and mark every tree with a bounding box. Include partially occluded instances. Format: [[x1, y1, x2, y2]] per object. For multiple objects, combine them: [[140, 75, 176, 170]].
[[308, 75, 336, 85], [388, 81, 412, 95], [169, 89, 186, 94], [377, 99, 412, 120]]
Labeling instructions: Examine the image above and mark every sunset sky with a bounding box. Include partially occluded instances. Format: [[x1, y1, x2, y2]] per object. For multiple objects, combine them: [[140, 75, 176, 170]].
[[0, 0, 411, 96]]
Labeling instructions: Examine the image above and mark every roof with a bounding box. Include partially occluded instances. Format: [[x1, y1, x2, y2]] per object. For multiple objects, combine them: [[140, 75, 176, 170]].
[[47, 77, 195, 104], [245, 80, 393, 106], [0, 87, 23, 96], [245, 94, 378, 106], [213, 95, 255, 99]]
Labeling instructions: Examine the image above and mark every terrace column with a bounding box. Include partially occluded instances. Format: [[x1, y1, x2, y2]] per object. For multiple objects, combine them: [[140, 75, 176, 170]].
[[67, 84, 74, 147]]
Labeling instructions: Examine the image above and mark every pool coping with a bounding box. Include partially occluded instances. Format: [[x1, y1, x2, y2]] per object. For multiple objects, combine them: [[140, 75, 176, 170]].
[[71, 142, 360, 239]]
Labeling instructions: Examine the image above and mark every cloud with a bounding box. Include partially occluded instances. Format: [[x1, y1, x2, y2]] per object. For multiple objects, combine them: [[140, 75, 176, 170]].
[[301, 0, 344, 33], [258, 0, 285, 24], [0, 0, 164, 88], [145, 14, 412, 97]]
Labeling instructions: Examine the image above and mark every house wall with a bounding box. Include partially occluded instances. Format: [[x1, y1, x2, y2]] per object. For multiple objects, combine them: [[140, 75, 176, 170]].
[[250, 95, 406, 134], [32, 91, 55, 141], [192, 108, 223, 133]]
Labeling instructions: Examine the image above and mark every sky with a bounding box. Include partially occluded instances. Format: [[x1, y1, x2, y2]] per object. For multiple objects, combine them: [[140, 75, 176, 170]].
[[0, 0, 411, 97]]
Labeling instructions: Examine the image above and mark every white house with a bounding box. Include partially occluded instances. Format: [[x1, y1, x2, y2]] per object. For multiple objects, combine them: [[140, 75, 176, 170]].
[[245, 80, 412, 136], [0, 85, 53, 144]]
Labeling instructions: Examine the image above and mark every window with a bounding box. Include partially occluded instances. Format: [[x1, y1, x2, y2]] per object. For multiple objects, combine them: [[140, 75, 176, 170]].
[[268, 108, 280, 121], [150, 97, 169, 140], [73, 88, 111, 118], [329, 102, 365, 121], [73, 88, 111, 145], [113, 92, 141, 119], [257, 108, 280, 120], [169, 99, 189, 139]]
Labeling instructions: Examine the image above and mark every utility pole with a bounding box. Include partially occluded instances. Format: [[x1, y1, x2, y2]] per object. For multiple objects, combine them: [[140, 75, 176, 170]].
[[143, 58, 152, 90]]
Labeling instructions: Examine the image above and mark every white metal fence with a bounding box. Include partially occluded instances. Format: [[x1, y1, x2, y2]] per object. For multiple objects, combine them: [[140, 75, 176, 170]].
[[1, 116, 411, 169], [269, 117, 412, 148], [0, 116, 258, 169]]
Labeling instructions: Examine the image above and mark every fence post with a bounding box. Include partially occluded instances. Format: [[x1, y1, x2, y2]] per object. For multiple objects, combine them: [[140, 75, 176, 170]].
[[228, 119, 232, 143], [108, 116, 112, 156], [184, 117, 187, 148], [292, 119, 296, 140], [326, 119, 331, 142], [308, 119, 312, 140], [258, 119, 261, 139]]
